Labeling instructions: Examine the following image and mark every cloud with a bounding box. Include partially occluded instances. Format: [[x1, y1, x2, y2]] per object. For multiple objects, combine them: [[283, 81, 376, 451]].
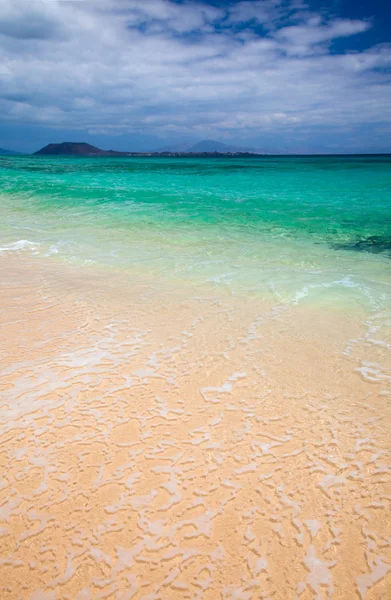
[[274, 17, 371, 55], [225, 0, 284, 27], [123, 0, 223, 33], [0, 0, 390, 149], [0, 0, 62, 39]]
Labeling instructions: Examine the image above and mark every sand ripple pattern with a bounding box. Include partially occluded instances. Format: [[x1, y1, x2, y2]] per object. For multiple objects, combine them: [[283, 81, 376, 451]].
[[0, 257, 390, 599]]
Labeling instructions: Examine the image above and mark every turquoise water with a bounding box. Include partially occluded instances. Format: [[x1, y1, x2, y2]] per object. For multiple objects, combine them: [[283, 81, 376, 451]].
[[1, 154, 390, 308]]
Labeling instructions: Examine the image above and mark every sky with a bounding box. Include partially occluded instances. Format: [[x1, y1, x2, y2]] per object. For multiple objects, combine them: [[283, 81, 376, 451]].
[[0, 0, 390, 154]]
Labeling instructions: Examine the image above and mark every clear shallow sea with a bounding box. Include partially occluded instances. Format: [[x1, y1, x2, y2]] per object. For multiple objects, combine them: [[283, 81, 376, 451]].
[[0, 154, 390, 308]]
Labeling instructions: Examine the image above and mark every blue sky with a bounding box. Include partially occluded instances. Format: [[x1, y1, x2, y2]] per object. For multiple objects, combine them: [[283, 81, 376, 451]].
[[0, 0, 390, 153]]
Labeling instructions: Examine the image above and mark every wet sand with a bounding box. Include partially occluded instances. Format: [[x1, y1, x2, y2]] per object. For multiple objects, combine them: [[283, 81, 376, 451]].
[[0, 255, 390, 599]]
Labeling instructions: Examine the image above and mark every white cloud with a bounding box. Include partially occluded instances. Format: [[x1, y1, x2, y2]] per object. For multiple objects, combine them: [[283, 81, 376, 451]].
[[274, 17, 371, 55], [225, 0, 283, 26], [0, 0, 390, 145]]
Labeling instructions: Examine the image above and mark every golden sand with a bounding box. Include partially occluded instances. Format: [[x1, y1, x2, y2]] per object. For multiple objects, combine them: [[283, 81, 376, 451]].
[[0, 255, 390, 599]]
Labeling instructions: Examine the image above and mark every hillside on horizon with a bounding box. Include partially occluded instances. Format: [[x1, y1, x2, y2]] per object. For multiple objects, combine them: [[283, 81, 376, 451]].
[[158, 139, 256, 153], [0, 148, 21, 155], [34, 142, 127, 156], [33, 141, 263, 157]]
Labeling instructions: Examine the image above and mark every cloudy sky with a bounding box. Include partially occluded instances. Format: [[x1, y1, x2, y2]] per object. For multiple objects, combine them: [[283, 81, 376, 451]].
[[1, 0, 390, 153]]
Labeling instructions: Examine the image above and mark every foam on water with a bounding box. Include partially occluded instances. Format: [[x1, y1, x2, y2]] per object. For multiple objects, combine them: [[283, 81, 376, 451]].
[[0, 239, 40, 253]]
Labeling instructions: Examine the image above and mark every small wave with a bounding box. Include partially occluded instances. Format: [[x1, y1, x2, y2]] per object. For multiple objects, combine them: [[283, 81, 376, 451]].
[[356, 361, 391, 383], [290, 276, 359, 305], [0, 240, 40, 253]]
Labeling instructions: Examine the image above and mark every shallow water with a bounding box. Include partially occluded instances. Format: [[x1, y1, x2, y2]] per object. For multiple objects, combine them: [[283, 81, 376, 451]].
[[0, 156, 390, 599], [1, 155, 391, 303]]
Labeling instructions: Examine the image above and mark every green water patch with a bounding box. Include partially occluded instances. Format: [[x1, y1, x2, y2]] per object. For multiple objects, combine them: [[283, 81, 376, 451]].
[[1, 155, 390, 309]]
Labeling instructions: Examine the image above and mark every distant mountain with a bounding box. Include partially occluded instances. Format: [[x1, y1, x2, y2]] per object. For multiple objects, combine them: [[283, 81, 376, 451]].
[[0, 148, 21, 155], [33, 141, 264, 158], [34, 142, 127, 156], [188, 140, 250, 153], [157, 141, 197, 152], [160, 139, 256, 153]]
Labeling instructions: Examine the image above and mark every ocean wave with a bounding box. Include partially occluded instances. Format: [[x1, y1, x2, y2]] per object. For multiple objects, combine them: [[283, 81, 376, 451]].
[[0, 240, 40, 253]]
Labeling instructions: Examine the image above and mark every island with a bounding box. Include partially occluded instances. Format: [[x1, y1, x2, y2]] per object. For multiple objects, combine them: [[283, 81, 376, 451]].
[[34, 142, 127, 157], [34, 142, 264, 158]]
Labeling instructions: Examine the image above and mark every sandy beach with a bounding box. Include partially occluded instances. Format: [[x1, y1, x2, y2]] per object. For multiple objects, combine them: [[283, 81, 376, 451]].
[[1, 254, 390, 599]]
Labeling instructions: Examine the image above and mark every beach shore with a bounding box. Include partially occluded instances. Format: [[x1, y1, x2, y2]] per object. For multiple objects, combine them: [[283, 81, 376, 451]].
[[1, 254, 390, 599]]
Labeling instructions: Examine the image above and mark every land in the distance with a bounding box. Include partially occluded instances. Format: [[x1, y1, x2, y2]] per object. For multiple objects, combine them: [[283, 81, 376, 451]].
[[0, 148, 21, 155], [34, 142, 264, 157]]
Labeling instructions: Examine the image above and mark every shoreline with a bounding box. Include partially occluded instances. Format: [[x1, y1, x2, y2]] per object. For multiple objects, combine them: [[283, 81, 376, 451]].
[[1, 253, 390, 598]]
